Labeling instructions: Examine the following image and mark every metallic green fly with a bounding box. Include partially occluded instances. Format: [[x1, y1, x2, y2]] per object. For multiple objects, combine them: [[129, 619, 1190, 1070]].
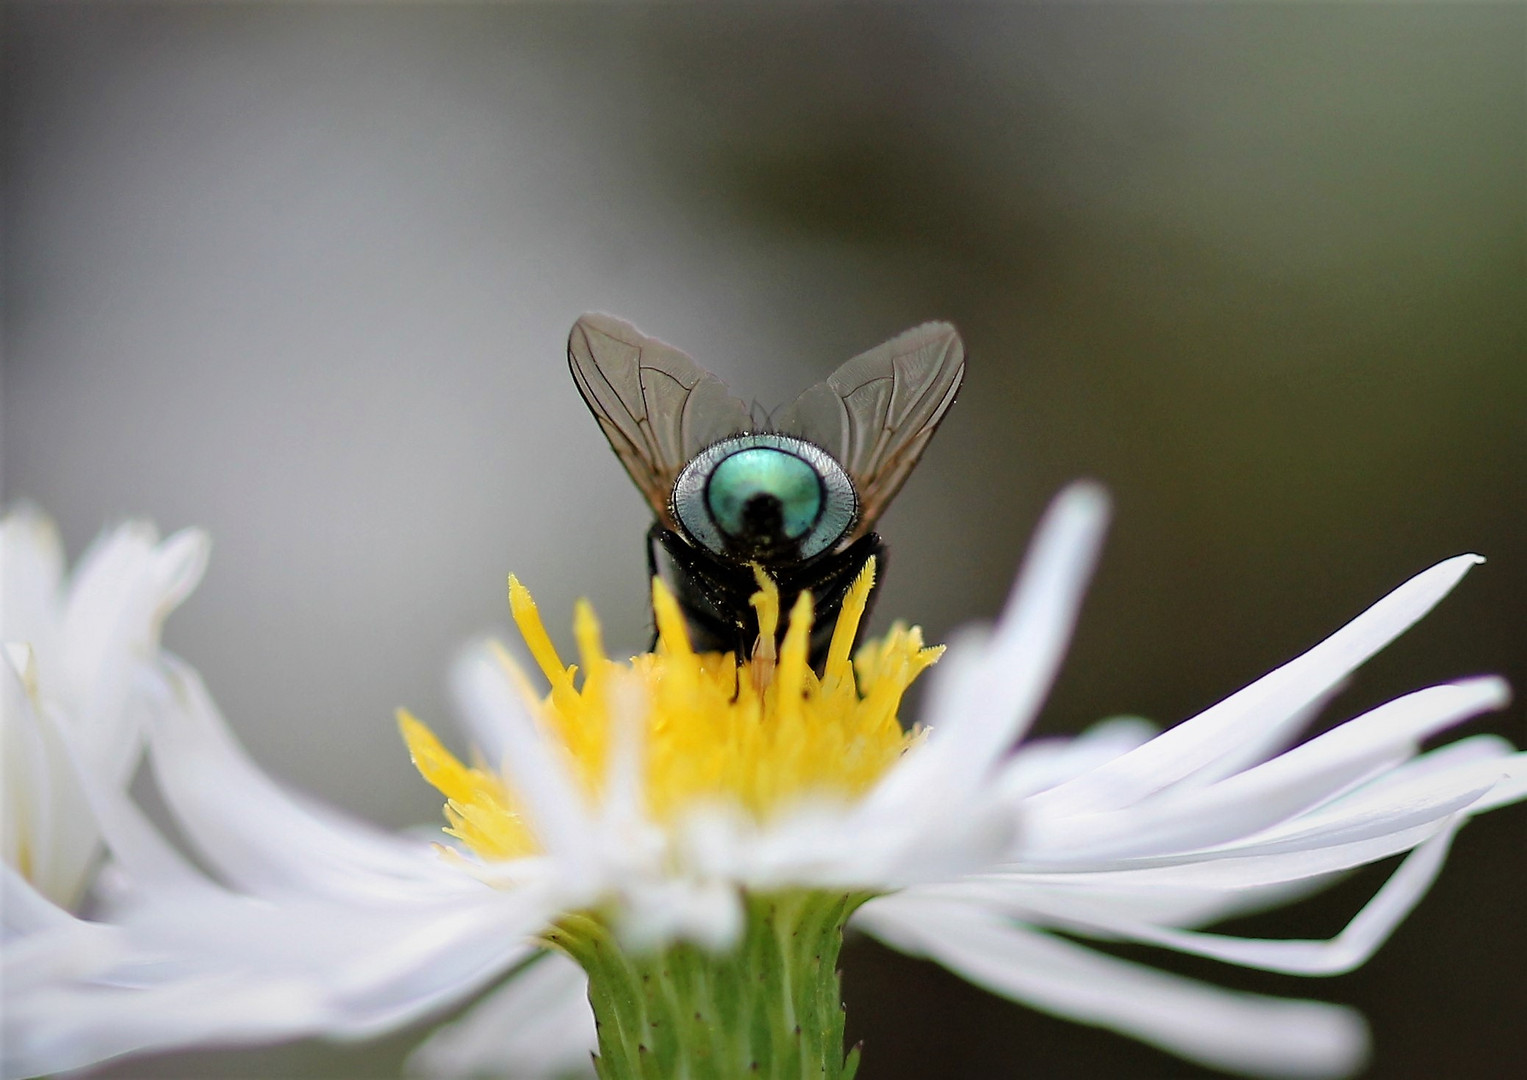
[[569, 313, 965, 667]]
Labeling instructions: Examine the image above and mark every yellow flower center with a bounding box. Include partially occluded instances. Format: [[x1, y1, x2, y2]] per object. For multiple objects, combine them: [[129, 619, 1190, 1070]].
[[400, 557, 942, 861]]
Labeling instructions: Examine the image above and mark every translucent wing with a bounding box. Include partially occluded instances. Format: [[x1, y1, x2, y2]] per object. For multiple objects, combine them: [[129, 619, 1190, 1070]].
[[568, 313, 751, 529], [774, 322, 964, 538]]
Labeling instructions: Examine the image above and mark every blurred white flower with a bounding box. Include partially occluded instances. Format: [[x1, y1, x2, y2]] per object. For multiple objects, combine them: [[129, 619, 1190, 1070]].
[[1, 505, 208, 912], [0, 505, 229, 1078], [8, 485, 1524, 1080]]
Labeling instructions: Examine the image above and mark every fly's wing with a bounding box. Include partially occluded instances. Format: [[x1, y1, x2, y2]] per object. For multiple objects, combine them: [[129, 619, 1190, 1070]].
[[568, 313, 751, 530], [774, 322, 964, 538]]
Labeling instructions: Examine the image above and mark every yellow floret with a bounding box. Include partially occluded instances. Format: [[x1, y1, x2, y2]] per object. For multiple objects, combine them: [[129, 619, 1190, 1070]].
[[403, 556, 942, 860]]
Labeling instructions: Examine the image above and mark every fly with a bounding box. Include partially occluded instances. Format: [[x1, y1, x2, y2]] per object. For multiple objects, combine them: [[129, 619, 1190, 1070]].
[[568, 313, 964, 668]]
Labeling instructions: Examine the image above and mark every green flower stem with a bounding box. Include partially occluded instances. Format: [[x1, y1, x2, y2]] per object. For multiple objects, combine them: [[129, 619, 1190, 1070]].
[[548, 890, 871, 1080]]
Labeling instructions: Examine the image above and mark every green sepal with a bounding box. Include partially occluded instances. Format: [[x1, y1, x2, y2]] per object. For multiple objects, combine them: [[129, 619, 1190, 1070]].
[[548, 890, 871, 1080]]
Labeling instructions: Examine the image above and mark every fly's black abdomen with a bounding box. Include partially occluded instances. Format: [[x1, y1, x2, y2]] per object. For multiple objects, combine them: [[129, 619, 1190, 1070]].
[[649, 525, 884, 670]]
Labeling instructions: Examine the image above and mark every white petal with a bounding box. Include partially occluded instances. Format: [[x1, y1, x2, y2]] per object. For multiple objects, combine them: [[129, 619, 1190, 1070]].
[[446, 636, 527, 767], [1, 660, 97, 909], [860, 483, 1108, 824], [1, 861, 78, 938], [904, 872, 1332, 936], [59, 708, 218, 906], [407, 952, 596, 1080], [596, 678, 650, 847], [142, 657, 463, 902], [1204, 749, 1519, 860], [1055, 824, 1460, 975], [1, 914, 122, 997], [925, 737, 1518, 926], [3, 973, 327, 1080], [1170, 687, 1344, 792], [929, 482, 1110, 772], [1467, 753, 1527, 812], [1003, 821, 1459, 898], [857, 895, 1368, 1079], [1019, 678, 1508, 863], [114, 885, 548, 1039], [982, 751, 1494, 889], [996, 716, 1157, 802], [0, 504, 65, 652], [617, 876, 743, 953], [60, 523, 208, 761], [1031, 554, 1484, 816], [451, 644, 599, 894]]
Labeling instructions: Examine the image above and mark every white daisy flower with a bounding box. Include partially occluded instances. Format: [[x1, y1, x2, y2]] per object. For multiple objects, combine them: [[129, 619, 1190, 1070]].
[[1, 504, 214, 1077], [1, 505, 208, 914], [9, 485, 1523, 1080]]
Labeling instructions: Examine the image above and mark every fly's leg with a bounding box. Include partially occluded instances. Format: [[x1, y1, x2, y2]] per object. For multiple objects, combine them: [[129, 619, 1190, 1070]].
[[644, 522, 665, 652]]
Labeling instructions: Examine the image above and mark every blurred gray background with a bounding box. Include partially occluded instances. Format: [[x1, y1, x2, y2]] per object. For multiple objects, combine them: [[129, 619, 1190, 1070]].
[[3, 4, 1523, 1078]]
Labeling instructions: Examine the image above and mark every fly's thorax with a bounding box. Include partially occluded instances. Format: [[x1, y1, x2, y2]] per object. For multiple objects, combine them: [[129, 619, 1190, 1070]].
[[671, 434, 856, 565]]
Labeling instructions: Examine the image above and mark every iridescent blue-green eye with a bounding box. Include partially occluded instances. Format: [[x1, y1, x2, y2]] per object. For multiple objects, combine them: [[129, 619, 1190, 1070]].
[[706, 449, 821, 541], [672, 434, 856, 561]]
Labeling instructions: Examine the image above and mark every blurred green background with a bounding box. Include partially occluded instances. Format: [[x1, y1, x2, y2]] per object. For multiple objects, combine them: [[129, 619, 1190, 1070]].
[[4, 4, 1523, 1078]]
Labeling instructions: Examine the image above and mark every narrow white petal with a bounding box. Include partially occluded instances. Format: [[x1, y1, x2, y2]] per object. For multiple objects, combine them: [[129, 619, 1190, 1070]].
[[1171, 687, 1344, 791], [52, 522, 209, 789], [452, 644, 599, 892], [1377, 733, 1520, 784], [1019, 678, 1507, 863], [1032, 554, 1485, 816], [144, 527, 212, 621], [858, 896, 1368, 1079], [1, 915, 122, 996], [1465, 755, 1527, 813], [1062, 824, 1460, 975], [981, 809, 1463, 897], [61, 522, 203, 699], [863, 482, 1108, 817], [407, 952, 596, 1080], [113, 885, 549, 1039], [930, 481, 1110, 770], [937, 735, 1516, 927], [1205, 754, 1511, 859], [60, 522, 163, 647], [3, 975, 327, 1080], [446, 636, 533, 767], [1001, 774, 1482, 884], [142, 658, 461, 901], [325, 911, 547, 1038], [690, 803, 893, 890], [995, 716, 1158, 802], [0, 504, 65, 650], [617, 877, 744, 953], [902, 872, 1331, 936], [599, 678, 648, 837], [1, 861, 77, 937], [2, 659, 102, 909]]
